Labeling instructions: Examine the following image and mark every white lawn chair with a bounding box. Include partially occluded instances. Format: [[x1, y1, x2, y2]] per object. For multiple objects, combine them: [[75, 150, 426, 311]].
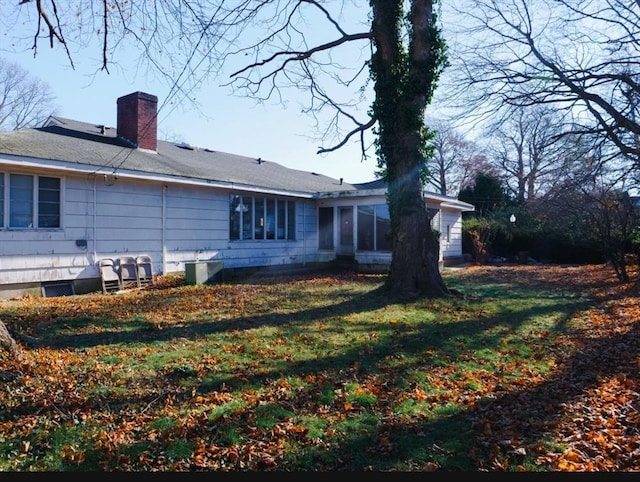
[[117, 256, 139, 289], [136, 255, 154, 287], [99, 258, 121, 294]]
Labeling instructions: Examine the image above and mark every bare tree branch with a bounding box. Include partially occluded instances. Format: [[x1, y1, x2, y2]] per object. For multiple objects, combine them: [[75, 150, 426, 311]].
[[33, 0, 74, 68], [443, 0, 640, 172]]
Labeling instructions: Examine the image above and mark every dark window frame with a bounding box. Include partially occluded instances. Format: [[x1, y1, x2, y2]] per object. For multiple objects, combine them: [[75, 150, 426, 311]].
[[229, 194, 296, 241]]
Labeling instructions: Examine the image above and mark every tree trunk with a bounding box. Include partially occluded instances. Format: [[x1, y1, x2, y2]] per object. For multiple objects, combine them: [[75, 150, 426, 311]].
[[386, 185, 449, 298], [0, 319, 24, 360], [370, 0, 450, 299]]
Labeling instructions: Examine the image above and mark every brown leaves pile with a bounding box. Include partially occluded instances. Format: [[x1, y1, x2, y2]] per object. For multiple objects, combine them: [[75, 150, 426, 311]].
[[456, 264, 640, 471]]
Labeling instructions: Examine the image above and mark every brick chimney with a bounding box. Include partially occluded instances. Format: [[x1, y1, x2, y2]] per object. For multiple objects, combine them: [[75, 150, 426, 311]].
[[117, 92, 158, 151]]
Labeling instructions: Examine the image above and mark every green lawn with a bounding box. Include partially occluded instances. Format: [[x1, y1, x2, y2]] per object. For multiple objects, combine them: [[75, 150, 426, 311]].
[[0, 264, 637, 471]]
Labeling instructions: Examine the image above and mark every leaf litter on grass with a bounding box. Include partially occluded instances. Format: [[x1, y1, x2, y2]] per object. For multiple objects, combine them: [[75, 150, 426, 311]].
[[0, 264, 638, 471]]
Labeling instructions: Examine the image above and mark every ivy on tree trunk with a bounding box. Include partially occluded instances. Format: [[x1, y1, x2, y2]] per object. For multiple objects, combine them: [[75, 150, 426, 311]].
[[369, 0, 450, 299]]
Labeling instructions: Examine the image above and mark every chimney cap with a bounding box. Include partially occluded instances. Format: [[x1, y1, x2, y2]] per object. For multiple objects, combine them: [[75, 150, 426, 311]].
[[117, 91, 158, 103]]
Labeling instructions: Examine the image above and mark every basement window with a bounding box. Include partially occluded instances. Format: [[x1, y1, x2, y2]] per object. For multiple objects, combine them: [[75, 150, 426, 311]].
[[41, 281, 75, 298]]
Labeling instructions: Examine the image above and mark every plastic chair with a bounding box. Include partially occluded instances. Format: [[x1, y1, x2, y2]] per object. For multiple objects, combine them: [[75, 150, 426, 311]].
[[99, 258, 121, 294], [117, 256, 139, 289], [136, 255, 154, 287]]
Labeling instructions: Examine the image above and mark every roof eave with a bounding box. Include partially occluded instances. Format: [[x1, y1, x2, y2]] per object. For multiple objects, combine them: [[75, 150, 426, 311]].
[[0, 154, 316, 198]]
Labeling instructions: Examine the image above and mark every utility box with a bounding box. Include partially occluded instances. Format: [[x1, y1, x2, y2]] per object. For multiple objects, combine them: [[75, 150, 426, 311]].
[[185, 261, 224, 285]]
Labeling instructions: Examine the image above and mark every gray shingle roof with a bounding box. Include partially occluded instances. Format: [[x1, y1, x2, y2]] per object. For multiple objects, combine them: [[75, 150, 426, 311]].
[[0, 116, 363, 195]]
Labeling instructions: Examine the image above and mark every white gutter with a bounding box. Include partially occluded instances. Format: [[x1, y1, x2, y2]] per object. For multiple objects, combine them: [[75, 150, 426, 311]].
[[315, 188, 386, 199], [440, 201, 475, 212]]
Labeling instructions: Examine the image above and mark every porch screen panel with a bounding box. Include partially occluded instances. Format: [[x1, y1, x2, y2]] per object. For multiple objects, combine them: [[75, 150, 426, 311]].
[[357, 205, 375, 251], [428, 208, 440, 233], [375, 204, 391, 251]]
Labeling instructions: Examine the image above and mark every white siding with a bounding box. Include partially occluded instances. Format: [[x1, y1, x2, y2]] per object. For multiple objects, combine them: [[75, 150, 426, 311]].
[[0, 169, 468, 294], [439, 207, 464, 259], [0, 170, 329, 290], [0, 175, 93, 284]]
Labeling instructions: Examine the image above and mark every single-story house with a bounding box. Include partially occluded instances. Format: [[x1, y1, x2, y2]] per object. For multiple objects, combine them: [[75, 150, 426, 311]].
[[0, 91, 474, 299]]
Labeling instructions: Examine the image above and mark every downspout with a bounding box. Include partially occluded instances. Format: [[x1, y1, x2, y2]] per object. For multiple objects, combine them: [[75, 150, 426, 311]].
[[302, 200, 306, 266], [93, 176, 97, 263], [162, 184, 167, 274], [438, 203, 444, 268]]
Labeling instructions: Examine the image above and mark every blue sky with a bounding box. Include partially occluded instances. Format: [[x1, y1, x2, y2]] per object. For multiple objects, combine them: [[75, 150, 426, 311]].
[[1, 28, 380, 184]]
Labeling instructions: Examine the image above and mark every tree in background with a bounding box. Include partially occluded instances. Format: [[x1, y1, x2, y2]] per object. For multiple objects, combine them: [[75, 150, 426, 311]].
[[458, 172, 512, 217], [0, 58, 56, 131], [435, 0, 640, 270], [531, 175, 639, 281], [425, 117, 491, 196], [458, 172, 515, 263], [1, 1, 451, 299], [445, 0, 640, 177], [485, 106, 586, 203]]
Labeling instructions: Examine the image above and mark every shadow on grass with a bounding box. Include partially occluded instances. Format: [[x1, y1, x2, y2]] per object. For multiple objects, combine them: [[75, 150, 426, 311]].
[[2, 268, 637, 470]]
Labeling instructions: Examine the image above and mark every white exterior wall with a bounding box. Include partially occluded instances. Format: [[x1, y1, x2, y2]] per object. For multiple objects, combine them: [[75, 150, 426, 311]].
[[0, 167, 468, 296], [438, 206, 464, 259], [93, 178, 164, 265], [0, 175, 93, 285], [0, 173, 320, 290]]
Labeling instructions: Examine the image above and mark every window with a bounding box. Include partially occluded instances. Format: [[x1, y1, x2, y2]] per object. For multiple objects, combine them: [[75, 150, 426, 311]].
[[287, 202, 295, 240], [266, 199, 275, 240], [357, 204, 391, 251], [254, 198, 264, 239], [242, 197, 253, 239], [38, 177, 61, 228], [1, 173, 60, 229], [229, 194, 296, 241], [277, 200, 286, 240], [10, 174, 33, 228], [318, 207, 334, 249]]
